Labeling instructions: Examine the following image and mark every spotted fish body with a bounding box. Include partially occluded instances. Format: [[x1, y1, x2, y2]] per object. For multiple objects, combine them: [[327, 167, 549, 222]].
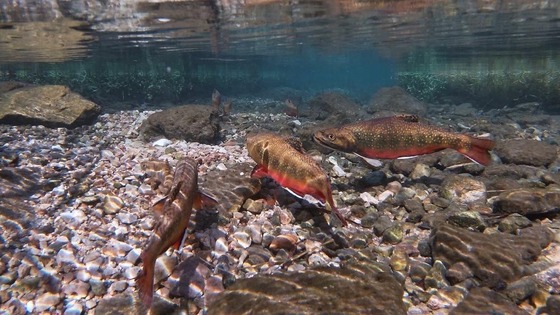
[[246, 133, 347, 226], [137, 158, 216, 308], [314, 115, 495, 165]]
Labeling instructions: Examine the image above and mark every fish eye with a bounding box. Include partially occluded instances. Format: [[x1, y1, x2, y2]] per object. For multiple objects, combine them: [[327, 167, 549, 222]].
[[327, 134, 335, 140]]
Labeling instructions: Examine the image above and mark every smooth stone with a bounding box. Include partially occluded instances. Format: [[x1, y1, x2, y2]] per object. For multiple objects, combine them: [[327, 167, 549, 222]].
[[382, 223, 404, 244], [89, 279, 108, 296], [440, 175, 486, 205], [498, 214, 532, 234], [410, 163, 431, 180], [373, 215, 393, 237], [153, 138, 172, 147], [102, 195, 124, 214], [447, 211, 487, 232]]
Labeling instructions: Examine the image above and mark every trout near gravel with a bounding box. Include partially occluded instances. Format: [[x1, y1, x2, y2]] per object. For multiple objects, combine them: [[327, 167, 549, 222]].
[[314, 115, 495, 166], [136, 157, 216, 308], [246, 133, 347, 226]]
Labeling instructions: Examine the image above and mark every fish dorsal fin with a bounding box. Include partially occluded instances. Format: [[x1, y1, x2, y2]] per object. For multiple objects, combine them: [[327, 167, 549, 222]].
[[152, 197, 167, 217], [395, 114, 419, 123], [167, 181, 184, 201], [284, 137, 305, 153], [194, 190, 219, 209]]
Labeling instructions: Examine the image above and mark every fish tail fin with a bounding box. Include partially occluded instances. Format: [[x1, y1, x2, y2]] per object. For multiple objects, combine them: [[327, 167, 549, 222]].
[[461, 136, 495, 166], [137, 257, 155, 308]]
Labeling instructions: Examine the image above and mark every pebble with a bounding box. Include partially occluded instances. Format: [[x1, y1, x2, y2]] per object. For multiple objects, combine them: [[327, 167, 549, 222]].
[[332, 165, 346, 177], [153, 138, 173, 147], [34, 293, 62, 312], [102, 195, 124, 214], [359, 192, 379, 205], [216, 163, 227, 171], [116, 213, 138, 225]]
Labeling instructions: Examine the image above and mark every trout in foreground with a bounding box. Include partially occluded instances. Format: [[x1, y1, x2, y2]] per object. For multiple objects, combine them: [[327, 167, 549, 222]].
[[314, 115, 495, 166], [136, 157, 216, 308], [246, 133, 347, 226]]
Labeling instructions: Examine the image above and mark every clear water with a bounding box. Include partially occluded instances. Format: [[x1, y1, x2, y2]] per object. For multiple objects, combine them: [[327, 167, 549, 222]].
[[1, 0, 559, 111]]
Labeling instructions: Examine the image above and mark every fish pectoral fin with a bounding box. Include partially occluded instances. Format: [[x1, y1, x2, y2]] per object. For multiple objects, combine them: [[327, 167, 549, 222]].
[[195, 190, 219, 209], [251, 165, 269, 178], [172, 229, 187, 251], [152, 197, 167, 217], [355, 154, 384, 167]]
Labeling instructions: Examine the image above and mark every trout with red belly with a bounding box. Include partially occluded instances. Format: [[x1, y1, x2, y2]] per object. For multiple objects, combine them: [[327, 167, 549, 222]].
[[246, 133, 347, 226], [136, 157, 216, 308], [314, 115, 495, 165]]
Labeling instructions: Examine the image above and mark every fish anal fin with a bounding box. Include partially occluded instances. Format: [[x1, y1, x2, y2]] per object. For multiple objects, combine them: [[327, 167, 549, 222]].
[[172, 229, 187, 251]]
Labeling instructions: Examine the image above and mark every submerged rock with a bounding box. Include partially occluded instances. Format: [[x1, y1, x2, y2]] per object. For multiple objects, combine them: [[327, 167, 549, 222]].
[[307, 91, 367, 123], [450, 287, 529, 315], [493, 187, 560, 215], [139, 105, 220, 144], [207, 258, 405, 315], [440, 175, 487, 205], [367, 86, 427, 116], [430, 224, 553, 288], [0, 84, 100, 127], [494, 139, 558, 167]]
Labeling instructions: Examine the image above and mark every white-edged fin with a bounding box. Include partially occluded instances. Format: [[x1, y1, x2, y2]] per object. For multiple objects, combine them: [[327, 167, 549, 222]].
[[396, 155, 419, 160], [355, 153, 383, 167], [283, 187, 325, 207]]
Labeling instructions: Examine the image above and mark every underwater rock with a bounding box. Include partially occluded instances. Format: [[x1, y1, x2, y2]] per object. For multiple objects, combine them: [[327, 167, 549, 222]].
[[307, 91, 367, 123], [139, 105, 220, 144], [440, 175, 487, 205], [493, 187, 560, 215], [200, 162, 261, 217], [367, 86, 427, 116], [0, 85, 101, 128], [450, 287, 529, 315], [207, 258, 405, 315], [430, 224, 553, 289], [494, 139, 558, 167], [94, 293, 140, 315]]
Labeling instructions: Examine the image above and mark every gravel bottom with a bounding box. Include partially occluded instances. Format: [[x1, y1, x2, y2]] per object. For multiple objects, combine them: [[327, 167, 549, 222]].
[[0, 108, 559, 315]]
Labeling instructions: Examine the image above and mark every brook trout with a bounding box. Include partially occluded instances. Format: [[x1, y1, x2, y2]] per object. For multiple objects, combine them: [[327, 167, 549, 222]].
[[137, 157, 216, 308], [246, 133, 347, 226], [314, 115, 495, 165]]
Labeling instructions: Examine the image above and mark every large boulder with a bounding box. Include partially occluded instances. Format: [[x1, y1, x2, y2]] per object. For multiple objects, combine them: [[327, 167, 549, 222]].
[[493, 139, 558, 167], [0, 84, 101, 128], [139, 105, 220, 144], [367, 86, 427, 116], [307, 91, 368, 123]]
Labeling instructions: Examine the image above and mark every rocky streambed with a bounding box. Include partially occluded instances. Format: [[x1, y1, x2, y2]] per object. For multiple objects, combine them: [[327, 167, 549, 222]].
[[1, 97, 560, 315]]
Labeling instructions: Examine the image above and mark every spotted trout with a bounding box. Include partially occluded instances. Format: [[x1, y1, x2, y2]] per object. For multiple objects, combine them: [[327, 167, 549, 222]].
[[246, 133, 347, 226], [314, 115, 495, 165], [136, 157, 216, 308]]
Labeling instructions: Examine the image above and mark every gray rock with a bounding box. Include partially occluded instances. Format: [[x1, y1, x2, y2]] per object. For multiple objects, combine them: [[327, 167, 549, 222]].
[[498, 214, 532, 234], [450, 287, 529, 315], [447, 211, 487, 232], [307, 91, 367, 122], [94, 294, 139, 315], [430, 224, 553, 289], [494, 139, 558, 167], [207, 258, 406, 315], [382, 223, 404, 244], [0, 84, 100, 127], [493, 187, 560, 215], [440, 175, 487, 205], [367, 86, 427, 116], [139, 104, 220, 144]]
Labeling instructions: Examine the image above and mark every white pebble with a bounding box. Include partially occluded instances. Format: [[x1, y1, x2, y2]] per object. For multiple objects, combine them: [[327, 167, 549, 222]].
[[153, 138, 172, 147], [327, 156, 338, 165], [52, 184, 66, 196], [57, 249, 76, 265], [123, 266, 142, 280], [378, 190, 394, 202], [116, 213, 138, 225], [216, 163, 227, 171], [75, 269, 91, 282], [291, 119, 302, 126], [332, 165, 346, 177], [359, 192, 379, 205], [51, 145, 64, 151]]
